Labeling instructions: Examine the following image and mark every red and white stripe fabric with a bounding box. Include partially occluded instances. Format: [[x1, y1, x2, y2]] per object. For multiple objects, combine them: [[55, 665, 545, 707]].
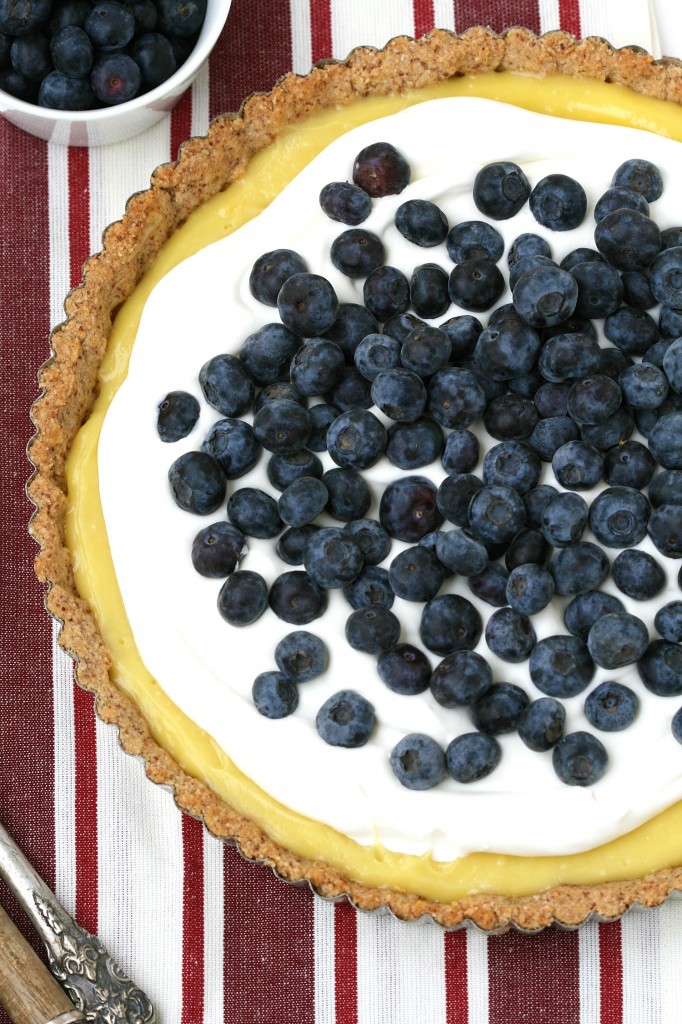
[[2, 1, 682, 1021]]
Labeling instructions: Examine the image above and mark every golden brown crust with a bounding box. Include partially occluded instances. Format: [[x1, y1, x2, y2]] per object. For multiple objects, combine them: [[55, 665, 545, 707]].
[[28, 26, 682, 931]]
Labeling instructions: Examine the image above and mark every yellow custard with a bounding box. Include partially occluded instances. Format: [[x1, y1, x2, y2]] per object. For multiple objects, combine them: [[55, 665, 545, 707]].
[[67, 73, 682, 902]]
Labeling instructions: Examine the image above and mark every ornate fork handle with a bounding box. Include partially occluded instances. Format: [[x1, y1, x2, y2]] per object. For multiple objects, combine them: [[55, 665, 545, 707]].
[[0, 820, 155, 1024]]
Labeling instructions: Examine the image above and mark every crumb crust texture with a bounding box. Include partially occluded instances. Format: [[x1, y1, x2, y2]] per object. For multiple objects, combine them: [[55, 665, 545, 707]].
[[28, 26, 682, 932]]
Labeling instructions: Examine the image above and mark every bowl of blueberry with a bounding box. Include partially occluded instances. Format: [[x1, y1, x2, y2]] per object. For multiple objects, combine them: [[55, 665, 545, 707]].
[[0, 0, 231, 145]]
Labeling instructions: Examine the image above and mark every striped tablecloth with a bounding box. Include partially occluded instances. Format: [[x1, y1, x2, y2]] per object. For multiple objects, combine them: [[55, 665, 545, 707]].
[[2, 1, 682, 1021]]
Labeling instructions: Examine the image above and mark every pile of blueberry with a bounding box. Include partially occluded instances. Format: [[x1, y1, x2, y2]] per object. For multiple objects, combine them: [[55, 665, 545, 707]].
[[158, 139, 682, 791], [0, 0, 205, 108]]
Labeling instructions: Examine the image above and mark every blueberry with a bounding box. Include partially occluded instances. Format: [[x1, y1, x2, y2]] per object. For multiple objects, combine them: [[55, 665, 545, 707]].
[[274, 630, 328, 682], [49, 0, 90, 32], [580, 407, 635, 451], [129, 0, 158, 33], [446, 732, 501, 783], [659, 305, 682, 340], [386, 417, 444, 470], [130, 30, 176, 89], [584, 682, 638, 732], [377, 644, 431, 695], [663, 337, 682, 393], [473, 161, 530, 220], [441, 428, 479, 474], [647, 503, 682, 558], [266, 450, 322, 491], [316, 690, 375, 747], [157, 0, 206, 37], [594, 209, 661, 271], [448, 258, 505, 313], [343, 518, 391, 566], [168, 450, 226, 515], [485, 394, 538, 442], [595, 186, 650, 223], [619, 362, 668, 409], [505, 563, 554, 616], [529, 416, 580, 462], [570, 261, 624, 319], [552, 440, 604, 491], [319, 181, 372, 225], [603, 440, 655, 489], [240, 323, 300, 386], [621, 269, 656, 310], [390, 734, 446, 790], [304, 526, 363, 589], [612, 158, 663, 202], [427, 367, 487, 429], [278, 273, 338, 337], [395, 199, 448, 246], [567, 375, 622, 427], [227, 487, 282, 540], [268, 570, 328, 624], [48, 24, 93, 78], [672, 708, 682, 744], [655, 601, 682, 643], [343, 566, 394, 610], [439, 314, 482, 360], [468, 562, 510, 607], [484, 606, 536, 663], [559, 247, 606, 272], [326, 408, 386, 470], [352, 142, 410, 198], [649, 471, 682, 508], [447, 220, 503, 263], [354, 333, 401, 381], [552, 732, 608, 786], [401, 324, 450, 378], [529, 635, 595, 697], [191, 522, 246, 578], [538, 331, 601, 384], [587, 611, 649, 669], [474, 318, 541, 382], [10, 29, 49, 79], [382, 311, 424, 344], [538, 492, 586, 549], [307, 403, 339, 452], [39, 69, 94, 108], [389, 545, 445, 601], [345, 606, 401, 654], [252, 399, 311, 455], [277, 476, 328, 528], [468, 485, 526, 546], [530, 174, 586, 231], [430, 650, 492, 707], [419, 594, 482, 656], [550, 542, 610, 596], [276, 524, 319, 566], [325, 367, 372, 411], [588, 486, 649, 548], [249, 249, 307, 307], [323, 302, 378, 361], [86, 2, 135, 49], [437, 473, 484, 527], [470, 682, 530, 735], [638, 640, 682, 696], [363, 266, 410, 321], [435, 529, 487, 578], [331, 228, 385, 278], [604, 305, 659, 356], [252, 671, 298, 719], [322, 468, 370, 521], [524, 484, 559, 528], [504, 527, 549, 569], [199, 353, 254, 417], [513, 265, 578, 328], [410, 263, 449, 320], [156, 390, 199, 442], [217, 570, 268, 627], [0, 0, 51, 34], [482, 440, 540, 495], [379, 475, 442, 542], [517, 697, 565, 752], [648, 413, 682, 469], [599, 346, 636, 380], [253, 381, 305, 414]]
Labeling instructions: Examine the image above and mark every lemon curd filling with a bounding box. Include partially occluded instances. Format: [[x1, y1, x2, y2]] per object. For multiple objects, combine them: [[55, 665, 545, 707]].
[[67, 73, 682, 902]]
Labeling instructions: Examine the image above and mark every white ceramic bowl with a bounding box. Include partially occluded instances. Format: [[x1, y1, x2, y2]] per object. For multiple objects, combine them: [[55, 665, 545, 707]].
[[0, 0, 231, 146]]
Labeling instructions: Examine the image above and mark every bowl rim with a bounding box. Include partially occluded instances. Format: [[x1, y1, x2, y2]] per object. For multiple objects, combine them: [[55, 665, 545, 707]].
[[0, 0, 232, 125]]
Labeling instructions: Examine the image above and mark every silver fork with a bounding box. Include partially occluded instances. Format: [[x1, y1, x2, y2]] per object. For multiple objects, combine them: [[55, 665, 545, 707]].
[[0, 817, 156, 1024]]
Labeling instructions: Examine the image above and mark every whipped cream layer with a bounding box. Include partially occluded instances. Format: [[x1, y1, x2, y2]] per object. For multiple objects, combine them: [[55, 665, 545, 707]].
[[99, 97, 682, 860]]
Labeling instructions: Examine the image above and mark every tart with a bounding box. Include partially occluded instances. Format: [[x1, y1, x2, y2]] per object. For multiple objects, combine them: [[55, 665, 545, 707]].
[[28, 27, 682, 932]]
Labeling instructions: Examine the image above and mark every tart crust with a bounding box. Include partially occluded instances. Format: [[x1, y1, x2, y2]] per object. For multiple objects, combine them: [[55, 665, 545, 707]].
[[28, 26, 682, 932]]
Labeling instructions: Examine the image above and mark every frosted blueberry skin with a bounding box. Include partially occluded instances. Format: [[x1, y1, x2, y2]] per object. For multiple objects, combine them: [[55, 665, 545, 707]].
[[304, 527, 364, 589], [316, 690, 376, 748], [252, 671, 298, 719], [386, 417, 444, 471], [322, 302, 378, 361], [639, 640, 682, 696], [274, 631, 328, 683], [435, 530, 488, 578], [587, 612, 649, 670], [612, 158, 664, 202], [401, 324, 451, 378], [326, 408, 387, 470], [371, 367, 427, 424], [168, 450, 226, 515], [278, 273, 339, 336], [552, 440, 604, 491], [648, 413, 682, 470], [529, 416, 580, 462], [239, 323, 301, 387], [594, 186, 649, 222], [363, 265, 411, 321], [570, 260, 624, 319], [227, 486, 283, 540], [541, 491, 588, 548], [485, 607, 536, 664], [505, 563, 555, 616], [252, 399, 312, 456], [473, 161, 530, 221], [595, 208, 662, 272], [322, 468, 371, 522], [277, 477, 328, 529], [276, 525, 319, 566], [389, 545, 445, 602], [448, 258, 505, 313], [512, 265, 578, 328], [603, 439, 655, 489], [199, 353, 255, 418], [467, 562, 510, 608], [330, 228, 385, 279], [504, 528, 549, 570], [470, 682, 530, 736], [447, 220, 503, 263], [249, 249, 308, 306], [538, 332, 602, 384], [390, 734, 446, 791], [345, 606, 401, 655], [564, 591, 625, 642], [446, 733, 501, 783], [654, 601, 682, 643], [673, 708, 682, 745], [354, 333, 401, 382], [484, 394, 537, 442], [268, 571, 328, 625], [342, 566, 394, 611], [648, 504, 682, 558], [612, 549, 666, 601], [588, 486, 650, 549], [267, 450, 323, 492], [550, 542, 610, 596], [530, 173, 587, 231], [468, 485, 526, 546], [217, 570, 268, 627], [157, 390, 200, 442], [427, 367, 487, 429], [429, 650, 492, 709], [419, 594, 482, 657], [518, 697, 566, 752], [396, 199, 449, 247], [584, 682, 639, 733], [319, 181, 372, 226], [378, 643, 432, 696], [529, 635, 595, 698], [552, 732, 608, 786]]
